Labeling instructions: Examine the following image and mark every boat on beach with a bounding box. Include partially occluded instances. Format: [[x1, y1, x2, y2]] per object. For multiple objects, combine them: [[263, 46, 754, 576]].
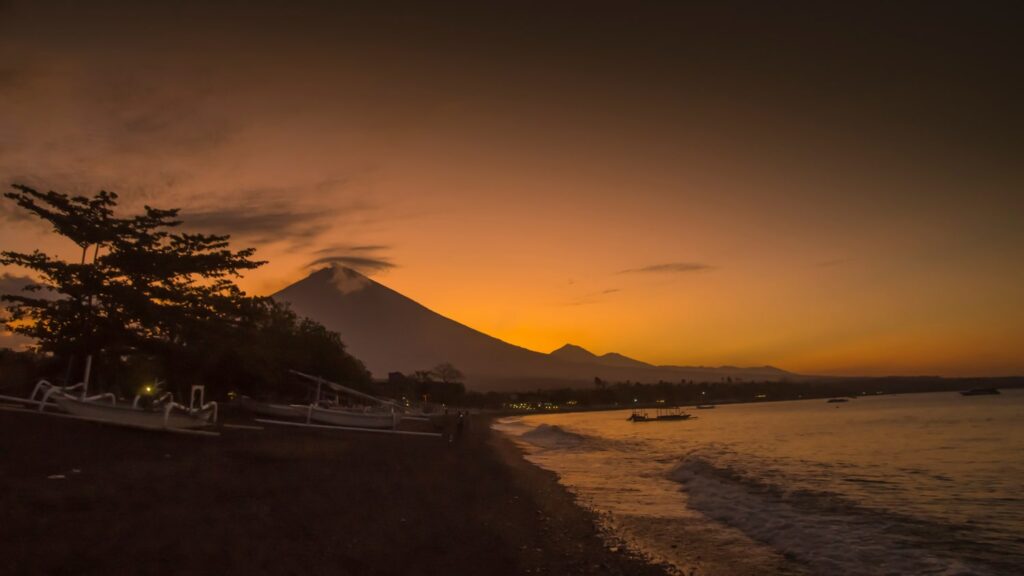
[[238, 396, 304, 419], [11, 378, 218, 431], [54, 395, 216, 429], [252, 370, 416, 433], [302, 404, 400, 429]]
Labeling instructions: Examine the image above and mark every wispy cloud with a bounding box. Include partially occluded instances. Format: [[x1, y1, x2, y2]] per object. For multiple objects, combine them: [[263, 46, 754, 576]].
[[307, 241, 395, 274], [0, 273, 58, 301], [182, 204, 333, 245], [179, 181, 373, 248], [560, 287, 621, 306], [619, 262, 715, 274], [308, 255, 395, 273], [312, 244, 390, 255]]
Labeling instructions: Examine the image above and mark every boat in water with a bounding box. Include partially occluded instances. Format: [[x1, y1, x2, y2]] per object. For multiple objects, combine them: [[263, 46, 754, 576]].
[[655, 407, 693, 421], [959, 388, 1000, 396], [629, 406, 693, 422], [627, 407, 650, 422]]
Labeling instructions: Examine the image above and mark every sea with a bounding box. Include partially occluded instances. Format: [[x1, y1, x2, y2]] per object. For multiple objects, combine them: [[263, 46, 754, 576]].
[[493, 390, 1024, 575]]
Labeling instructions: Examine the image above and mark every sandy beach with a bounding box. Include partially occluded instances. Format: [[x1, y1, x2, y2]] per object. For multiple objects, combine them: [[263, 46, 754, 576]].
[[0, 408, 668, 575]]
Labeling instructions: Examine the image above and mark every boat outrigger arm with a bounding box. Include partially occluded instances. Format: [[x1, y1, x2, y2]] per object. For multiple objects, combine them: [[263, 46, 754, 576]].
[[12, 379, 218, 431], [31, 379, 116, 410], [252, 370, 442, 438], [288, 370, 403, 411]]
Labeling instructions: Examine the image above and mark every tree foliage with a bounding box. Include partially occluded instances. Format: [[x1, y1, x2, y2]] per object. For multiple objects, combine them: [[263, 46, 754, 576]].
[[1, 184, 264, 359], [432, 362, 464, 385], [0, 184, 369, 398]]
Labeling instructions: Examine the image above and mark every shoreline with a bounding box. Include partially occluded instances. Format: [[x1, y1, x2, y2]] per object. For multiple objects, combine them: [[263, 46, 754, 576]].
[[0, 409, 669, 575]]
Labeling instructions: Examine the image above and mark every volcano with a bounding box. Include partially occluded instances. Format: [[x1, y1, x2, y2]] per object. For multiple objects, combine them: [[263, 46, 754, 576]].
[[272, 267, 796, 390]]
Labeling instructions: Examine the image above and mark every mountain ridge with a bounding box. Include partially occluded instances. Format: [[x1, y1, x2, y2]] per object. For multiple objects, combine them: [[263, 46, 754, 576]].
[[272, 266, 799, 390]]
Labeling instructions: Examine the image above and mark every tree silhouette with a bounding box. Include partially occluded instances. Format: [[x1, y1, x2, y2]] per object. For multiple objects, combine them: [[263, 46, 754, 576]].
[[432, 362, 463, 384], [1, 183, 373, 398], [1, 184, 264, 390]]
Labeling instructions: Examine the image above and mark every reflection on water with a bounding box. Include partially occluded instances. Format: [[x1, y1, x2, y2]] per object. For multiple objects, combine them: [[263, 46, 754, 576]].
[[494, 390, 1024, 575]]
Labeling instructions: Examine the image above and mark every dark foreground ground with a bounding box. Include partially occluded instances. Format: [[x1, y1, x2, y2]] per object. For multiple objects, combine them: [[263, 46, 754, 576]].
[[0, 409, 668, 576]]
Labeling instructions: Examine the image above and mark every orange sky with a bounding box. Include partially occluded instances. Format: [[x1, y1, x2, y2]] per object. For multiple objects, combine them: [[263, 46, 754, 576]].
[[1, 2, 1021, 376]]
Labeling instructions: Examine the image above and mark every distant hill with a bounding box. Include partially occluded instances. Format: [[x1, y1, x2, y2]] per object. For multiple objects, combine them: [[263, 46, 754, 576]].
[[272, 267, 800, 390], [550, 344, 653, 369]]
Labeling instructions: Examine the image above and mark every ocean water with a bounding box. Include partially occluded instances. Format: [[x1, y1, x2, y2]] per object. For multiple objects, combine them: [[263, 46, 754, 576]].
[[493, 390, 1024, 575]]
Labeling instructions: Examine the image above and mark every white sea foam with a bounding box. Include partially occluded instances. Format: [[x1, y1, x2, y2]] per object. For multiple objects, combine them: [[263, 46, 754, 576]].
[[519, 423, 591, 450], [669, 455, 994, 576]]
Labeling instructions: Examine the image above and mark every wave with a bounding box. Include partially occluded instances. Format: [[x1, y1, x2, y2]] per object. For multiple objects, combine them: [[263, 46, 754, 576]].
[[492, 417, 605, 451], [669, 455, 1008, 576], [518, 423, 595, 450], [491, 416, 530, 432]]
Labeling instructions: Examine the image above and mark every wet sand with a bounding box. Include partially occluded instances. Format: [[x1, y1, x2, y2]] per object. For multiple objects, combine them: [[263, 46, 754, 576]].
[[0, 409, 668, 575]]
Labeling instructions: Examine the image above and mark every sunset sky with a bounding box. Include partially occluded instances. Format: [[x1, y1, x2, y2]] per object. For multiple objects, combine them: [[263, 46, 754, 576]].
[[1, 2, 1021, 376]]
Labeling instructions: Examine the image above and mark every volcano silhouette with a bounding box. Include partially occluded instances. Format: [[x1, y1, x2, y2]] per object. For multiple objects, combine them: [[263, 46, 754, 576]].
[[273, 267, 795, 390]]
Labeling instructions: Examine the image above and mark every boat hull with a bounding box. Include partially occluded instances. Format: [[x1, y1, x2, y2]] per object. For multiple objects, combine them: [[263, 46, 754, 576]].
[[303, 406, 399, 429], [55, 397, 215, 429], [239, 397, 304, 419]]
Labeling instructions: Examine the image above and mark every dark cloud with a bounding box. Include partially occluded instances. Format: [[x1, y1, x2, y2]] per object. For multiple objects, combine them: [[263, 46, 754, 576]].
[[312, 244, 391, 255], [307, 242, 394, 274], [0, 272, 57, 300], [182, 205, 332, 245], [308, 255, 395, 273], [179, 182, 372, 248], [619, 262, 714, 274], [0, 273, 37, 296]]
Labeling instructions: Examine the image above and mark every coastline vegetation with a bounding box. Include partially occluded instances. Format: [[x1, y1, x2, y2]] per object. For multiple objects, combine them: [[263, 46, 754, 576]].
[[457, 375, 1024, 412]]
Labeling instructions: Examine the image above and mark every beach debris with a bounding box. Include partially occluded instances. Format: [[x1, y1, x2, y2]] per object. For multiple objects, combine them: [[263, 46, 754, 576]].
[[47, 474, 66, 480]]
